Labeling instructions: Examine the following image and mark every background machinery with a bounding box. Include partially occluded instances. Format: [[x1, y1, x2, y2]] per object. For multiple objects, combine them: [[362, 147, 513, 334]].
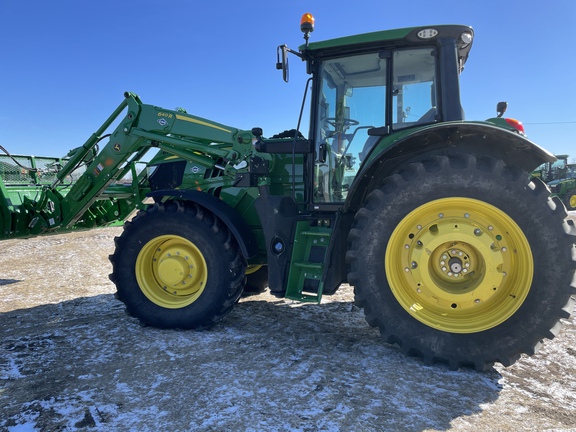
[[1, 15, 574, 370], [533, 154, 576, 209]]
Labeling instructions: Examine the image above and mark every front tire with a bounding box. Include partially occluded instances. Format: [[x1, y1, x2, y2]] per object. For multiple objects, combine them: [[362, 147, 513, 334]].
[[346, 154, 576, 370], [110, 201, 246, 329]]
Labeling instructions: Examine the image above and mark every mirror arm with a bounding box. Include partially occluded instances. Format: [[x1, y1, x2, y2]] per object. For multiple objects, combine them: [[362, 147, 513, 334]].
[[276, 44, 306, 64], [285, 46, 305, 60]]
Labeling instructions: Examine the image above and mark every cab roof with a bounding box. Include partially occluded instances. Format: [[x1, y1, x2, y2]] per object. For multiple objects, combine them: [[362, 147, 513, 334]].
[[300, 24, 474, 66]]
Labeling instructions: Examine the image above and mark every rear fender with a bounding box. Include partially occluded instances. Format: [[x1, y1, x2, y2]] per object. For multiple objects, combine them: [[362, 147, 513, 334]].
[[147, 189, 258, 259], [346, 122, 555, 212]]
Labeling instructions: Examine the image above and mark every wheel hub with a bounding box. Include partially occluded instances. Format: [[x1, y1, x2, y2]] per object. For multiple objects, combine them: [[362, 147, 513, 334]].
[[438, 248, 470, 278], [136, 235, 208, 308], [448, 257, 463, 274], [155, 247, 195, 292]]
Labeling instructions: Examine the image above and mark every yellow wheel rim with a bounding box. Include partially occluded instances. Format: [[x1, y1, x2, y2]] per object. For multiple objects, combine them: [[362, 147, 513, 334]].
[[569, 194, 576, 209], [245, 264, 263, 275], [385, 198, 533, 333], [136, 235, 208, 309]]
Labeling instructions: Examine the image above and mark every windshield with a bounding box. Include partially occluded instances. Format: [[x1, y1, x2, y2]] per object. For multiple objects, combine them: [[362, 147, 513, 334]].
[[313, 48, 437, 203]]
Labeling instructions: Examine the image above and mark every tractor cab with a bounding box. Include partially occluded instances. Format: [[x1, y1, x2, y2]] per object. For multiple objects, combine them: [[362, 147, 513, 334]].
[[276, 17, 474, 207]]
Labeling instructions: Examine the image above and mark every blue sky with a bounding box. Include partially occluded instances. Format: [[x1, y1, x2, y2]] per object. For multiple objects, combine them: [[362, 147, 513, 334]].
[[1, 1, 575, 161]]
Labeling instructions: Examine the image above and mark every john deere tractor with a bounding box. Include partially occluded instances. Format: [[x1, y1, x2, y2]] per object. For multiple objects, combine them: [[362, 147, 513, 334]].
[[1, 14, 574, 370]]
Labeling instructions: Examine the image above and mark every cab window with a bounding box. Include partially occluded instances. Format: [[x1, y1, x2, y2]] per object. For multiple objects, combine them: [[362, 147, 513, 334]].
[[313, 47, 438, 203], [392, 48, 438, 129], [314, 52, 386, 203]]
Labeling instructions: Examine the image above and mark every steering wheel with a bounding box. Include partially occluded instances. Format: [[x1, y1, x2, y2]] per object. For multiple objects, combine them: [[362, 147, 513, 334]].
[[325, 117, 359, 129]]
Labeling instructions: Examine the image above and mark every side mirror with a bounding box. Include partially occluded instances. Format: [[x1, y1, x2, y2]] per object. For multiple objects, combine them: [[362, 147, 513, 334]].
[[276, 45, 289, 83]]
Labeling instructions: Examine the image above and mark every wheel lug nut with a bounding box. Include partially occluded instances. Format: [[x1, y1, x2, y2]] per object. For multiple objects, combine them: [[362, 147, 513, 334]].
[[474, 229, 482, 236]]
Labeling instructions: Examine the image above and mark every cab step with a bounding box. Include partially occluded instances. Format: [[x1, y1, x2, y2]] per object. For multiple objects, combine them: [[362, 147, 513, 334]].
[[285, 222, 332, 303]]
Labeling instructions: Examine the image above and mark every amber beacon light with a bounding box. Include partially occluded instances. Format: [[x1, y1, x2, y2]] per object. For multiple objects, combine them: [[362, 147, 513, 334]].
[[300, 13, 315, 46]]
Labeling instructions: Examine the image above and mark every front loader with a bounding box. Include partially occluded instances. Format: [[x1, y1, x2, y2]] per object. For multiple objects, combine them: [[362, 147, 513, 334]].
[[1, 14, 575, 370]]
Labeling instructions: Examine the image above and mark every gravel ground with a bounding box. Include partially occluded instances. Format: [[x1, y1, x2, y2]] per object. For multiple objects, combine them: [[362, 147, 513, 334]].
[[1, 220, 575, 431]]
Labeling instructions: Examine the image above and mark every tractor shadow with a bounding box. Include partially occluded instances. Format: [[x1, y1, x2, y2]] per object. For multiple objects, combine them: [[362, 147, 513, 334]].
[[0, 291, 502, 431], [0, 279, 21, 286]]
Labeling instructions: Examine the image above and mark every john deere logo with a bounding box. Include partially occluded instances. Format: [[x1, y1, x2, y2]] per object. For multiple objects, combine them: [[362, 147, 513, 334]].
[[113, 143, 121, 152]]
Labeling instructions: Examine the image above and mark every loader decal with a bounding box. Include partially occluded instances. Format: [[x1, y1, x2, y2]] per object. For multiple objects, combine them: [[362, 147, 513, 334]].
[[175, 114, 231, 133]]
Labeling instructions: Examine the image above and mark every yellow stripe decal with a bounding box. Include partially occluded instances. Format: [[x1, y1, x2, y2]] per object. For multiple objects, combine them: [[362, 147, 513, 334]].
[[175, 114, 231, 133]]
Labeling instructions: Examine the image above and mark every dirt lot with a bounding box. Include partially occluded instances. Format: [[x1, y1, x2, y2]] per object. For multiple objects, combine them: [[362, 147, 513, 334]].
[[1, 223, 575, 431]]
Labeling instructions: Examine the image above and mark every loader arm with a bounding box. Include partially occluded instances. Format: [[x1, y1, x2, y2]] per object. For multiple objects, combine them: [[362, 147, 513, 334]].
[[1, 92, 258, 239]]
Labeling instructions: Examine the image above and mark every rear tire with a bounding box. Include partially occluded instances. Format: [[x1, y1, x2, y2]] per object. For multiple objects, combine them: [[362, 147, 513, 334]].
[[346, 154, 576, 370], [110, 201, 246, 329]]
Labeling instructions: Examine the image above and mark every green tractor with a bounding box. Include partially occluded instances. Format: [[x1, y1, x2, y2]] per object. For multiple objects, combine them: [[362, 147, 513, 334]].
[[534, 155, 576, 210], [1, 14, 574, 371], [550, 165, 576, 210]]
